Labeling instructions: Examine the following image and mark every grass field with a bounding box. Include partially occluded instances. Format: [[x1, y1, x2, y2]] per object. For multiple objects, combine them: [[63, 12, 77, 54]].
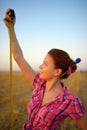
[[0, 71, 87, 130]]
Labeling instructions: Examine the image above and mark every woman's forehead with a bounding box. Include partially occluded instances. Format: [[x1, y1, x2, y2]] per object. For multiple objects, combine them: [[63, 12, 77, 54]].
[[44, 54, 54, 62]]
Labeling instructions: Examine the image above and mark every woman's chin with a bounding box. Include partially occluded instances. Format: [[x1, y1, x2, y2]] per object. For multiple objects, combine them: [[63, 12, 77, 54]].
[[40, 74, 43, 79], [40, 74, 46, 80]]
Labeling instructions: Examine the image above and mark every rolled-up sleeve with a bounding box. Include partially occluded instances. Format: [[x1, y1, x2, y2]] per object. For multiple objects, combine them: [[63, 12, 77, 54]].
[[66, 97, 86, 120]]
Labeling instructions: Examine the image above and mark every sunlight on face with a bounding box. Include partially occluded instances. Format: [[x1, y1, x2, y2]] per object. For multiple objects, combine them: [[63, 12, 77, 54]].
[[39, 54, 57, 80]]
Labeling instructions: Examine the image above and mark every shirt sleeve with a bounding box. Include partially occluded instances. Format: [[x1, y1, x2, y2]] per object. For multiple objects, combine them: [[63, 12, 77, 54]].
[[33, 73, 45, 89], [66, 97, 86, 120]]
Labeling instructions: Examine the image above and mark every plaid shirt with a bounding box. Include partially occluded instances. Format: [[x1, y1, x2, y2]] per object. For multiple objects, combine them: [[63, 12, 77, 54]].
[[23, 73, 86, 130]]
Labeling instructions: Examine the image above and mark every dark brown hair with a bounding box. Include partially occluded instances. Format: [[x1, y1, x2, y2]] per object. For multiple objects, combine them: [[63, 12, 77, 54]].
[[48, 48, 77, 79]]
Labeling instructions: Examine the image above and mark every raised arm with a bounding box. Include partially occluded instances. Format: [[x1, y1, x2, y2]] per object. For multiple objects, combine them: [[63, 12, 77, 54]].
[[3, 9, 36, 84]]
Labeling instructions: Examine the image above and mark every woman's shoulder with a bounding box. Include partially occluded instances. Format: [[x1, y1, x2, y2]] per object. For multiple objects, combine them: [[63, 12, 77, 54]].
[[61, 82, 80, 102], [64, 87, 86, 120]]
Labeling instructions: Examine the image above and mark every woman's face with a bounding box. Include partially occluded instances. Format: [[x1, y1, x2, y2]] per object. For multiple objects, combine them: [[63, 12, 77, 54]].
[[39, 54, 58, 81]]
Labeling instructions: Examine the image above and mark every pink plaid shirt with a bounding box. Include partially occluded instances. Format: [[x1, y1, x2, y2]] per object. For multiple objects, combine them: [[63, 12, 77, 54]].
[[23, 73, 86, 130]]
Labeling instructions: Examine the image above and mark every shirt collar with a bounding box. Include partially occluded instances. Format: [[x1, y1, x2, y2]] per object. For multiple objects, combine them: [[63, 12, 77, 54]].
[[56, 82, 67, 102]]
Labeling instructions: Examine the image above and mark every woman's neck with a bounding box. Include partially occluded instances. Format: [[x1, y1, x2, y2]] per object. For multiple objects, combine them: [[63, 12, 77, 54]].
[[45, 78, 62, 92]]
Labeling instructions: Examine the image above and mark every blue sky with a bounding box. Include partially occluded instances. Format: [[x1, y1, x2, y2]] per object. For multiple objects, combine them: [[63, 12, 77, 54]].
[[0, 0, 87, 71]]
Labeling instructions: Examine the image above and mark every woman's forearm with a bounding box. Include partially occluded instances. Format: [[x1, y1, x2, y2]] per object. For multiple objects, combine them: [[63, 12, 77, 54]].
[[8, 27, 23, 61]]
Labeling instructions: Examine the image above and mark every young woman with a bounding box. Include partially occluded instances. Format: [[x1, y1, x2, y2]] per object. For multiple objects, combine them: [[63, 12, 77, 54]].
[[3, 9, 87, 130]]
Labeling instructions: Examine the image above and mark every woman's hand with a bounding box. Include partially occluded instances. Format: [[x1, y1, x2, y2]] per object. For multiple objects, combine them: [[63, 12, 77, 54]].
[[3, 8, 16, 29]]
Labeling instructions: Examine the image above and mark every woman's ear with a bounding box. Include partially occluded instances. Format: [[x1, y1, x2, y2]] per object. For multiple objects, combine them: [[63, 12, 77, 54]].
[[55, 68, 62, 77]]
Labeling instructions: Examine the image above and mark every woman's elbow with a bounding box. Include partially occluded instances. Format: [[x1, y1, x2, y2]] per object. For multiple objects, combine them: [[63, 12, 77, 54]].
[[13, 53, 23, 62], [76, 112, 87, 130]]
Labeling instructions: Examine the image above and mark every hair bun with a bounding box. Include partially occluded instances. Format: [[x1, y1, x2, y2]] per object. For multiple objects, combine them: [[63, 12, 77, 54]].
[[69, 59, 77, 73]]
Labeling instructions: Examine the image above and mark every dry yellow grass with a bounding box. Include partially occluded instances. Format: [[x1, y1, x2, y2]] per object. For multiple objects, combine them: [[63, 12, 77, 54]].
[[0, 71, 87, 130]]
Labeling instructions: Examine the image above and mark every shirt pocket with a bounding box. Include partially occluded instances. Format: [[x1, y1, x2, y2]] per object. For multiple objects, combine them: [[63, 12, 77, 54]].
[[38, 106, 57, 122], [33, 107, 57, 129]]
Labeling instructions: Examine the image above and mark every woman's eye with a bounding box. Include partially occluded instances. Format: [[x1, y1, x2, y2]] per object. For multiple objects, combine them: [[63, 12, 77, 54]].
[[43, 61, 47, 66]]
